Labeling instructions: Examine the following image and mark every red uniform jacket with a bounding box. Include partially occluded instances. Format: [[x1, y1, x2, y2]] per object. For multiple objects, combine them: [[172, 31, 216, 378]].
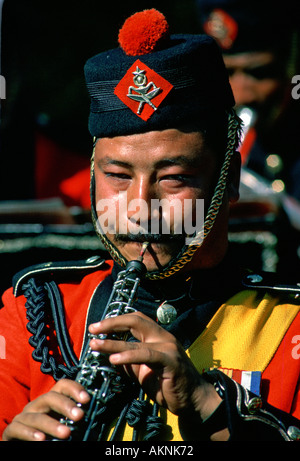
[[0, 257, 299, 439]]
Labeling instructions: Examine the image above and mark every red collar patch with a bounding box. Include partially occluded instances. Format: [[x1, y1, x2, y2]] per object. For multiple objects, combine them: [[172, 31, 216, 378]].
[[114, 59, 173, 121]]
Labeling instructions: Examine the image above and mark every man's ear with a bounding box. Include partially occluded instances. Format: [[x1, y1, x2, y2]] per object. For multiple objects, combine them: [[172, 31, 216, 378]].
[[227, 151, 241, 203]]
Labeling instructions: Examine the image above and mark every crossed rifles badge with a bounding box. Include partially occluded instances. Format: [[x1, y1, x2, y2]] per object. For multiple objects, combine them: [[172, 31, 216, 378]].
[[114, 59, 173, 121]]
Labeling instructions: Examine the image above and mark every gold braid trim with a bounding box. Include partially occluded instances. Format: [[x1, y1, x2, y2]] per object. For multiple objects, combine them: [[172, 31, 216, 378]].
[[90, 154, 128, 268], [90, 109, 241, 280]]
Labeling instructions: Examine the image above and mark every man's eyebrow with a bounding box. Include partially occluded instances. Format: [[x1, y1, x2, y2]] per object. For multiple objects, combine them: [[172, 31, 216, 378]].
[[153, 156, 201, 169], [97, 157, 133, 168], [97, 155, 201, 169]]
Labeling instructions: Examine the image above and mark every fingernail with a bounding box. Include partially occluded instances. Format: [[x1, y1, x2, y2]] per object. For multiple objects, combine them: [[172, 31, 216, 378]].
[[33, 431, 45, 440], [89, 321, 101, 332], [110, 354, 121, 364], [71, 406, 84, 418], [79, 390, 90, 401]]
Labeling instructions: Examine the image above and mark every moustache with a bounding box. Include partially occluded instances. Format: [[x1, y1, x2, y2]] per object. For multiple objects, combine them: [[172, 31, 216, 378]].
[[114, 232, 186, 244]]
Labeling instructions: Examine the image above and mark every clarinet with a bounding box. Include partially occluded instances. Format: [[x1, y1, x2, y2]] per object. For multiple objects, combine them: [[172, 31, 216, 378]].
[[56, 242, 149, 441]]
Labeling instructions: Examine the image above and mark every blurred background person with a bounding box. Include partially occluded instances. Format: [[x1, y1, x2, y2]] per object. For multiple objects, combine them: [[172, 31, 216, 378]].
[[196, 0, 300, 201], [195, 0, 300, 280]]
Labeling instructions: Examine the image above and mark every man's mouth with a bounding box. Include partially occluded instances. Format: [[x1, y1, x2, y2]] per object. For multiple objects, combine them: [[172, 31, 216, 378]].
[[114, 232, 185, 244]]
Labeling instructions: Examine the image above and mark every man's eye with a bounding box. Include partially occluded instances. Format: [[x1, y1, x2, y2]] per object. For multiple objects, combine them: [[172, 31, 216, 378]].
[[105, 172, 131, 180], [161, 175, 190, 182]]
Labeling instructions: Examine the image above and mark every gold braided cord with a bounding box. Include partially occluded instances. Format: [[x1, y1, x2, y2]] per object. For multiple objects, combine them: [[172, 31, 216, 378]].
[[90, 109, 241, 279], [90, 153, 128, 269]]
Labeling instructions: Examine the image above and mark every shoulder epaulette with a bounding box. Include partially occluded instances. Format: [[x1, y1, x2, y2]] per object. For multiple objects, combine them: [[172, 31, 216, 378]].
[[242, 271, 300, 296], [13, 255, 107, 297]]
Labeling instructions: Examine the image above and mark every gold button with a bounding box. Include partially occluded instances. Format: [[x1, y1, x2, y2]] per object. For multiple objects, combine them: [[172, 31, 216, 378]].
[[247, 397, 262, 414], [287, 425, 300, 441]]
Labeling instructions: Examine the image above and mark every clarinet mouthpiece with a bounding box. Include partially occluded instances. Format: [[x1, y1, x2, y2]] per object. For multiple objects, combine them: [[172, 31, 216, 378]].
[[138, 241, 149, 261]]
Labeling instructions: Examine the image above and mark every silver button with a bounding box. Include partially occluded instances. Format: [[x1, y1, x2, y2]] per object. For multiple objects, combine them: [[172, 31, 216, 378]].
[[247, 274, 263, 284], [44, 262, 52, 267], [247, 397, 262, 414], [156, 303, 177, 325], [86, 256, 100, 263], [287, 425, 300, 441]]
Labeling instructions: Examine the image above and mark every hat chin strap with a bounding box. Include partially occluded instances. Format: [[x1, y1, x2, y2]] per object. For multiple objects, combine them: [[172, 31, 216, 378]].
[[90, 109, 240, 280]]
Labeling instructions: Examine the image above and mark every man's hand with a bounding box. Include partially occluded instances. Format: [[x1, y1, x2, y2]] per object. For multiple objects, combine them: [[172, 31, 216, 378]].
[[2, 379, 90, 441], [89, 311, 221, 419]]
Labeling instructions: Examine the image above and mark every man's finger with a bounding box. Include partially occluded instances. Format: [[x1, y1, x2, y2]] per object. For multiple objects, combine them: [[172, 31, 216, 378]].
[[89, 311, 174, 343]]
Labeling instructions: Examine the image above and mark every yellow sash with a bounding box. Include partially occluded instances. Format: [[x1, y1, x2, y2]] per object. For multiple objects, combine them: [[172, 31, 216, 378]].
[[121, 290, 300, 441], [187, 289, 300, 372]]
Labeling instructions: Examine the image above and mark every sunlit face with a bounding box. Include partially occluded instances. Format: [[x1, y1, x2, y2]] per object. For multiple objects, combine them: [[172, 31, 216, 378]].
[[223, 52, 282, 107], [94, 127, 239, 273]]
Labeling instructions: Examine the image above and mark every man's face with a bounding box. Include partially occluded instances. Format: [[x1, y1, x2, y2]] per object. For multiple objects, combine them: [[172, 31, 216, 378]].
[[223, 52, 282, 107], [94, 127, 238, 273]]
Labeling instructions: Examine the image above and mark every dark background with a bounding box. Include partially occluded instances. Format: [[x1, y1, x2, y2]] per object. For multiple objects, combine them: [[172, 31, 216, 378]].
[[0, 0, 200, 200]]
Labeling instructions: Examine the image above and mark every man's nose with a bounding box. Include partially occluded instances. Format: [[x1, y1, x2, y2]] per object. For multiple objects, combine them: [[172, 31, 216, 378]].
[[127, 177, 158, 224]]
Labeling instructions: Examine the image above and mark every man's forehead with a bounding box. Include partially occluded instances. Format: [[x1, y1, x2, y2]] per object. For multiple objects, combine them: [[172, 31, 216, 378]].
[[95, 124, 205, 145], [94, 128, 207, 162], [223, 51, 275, 68]]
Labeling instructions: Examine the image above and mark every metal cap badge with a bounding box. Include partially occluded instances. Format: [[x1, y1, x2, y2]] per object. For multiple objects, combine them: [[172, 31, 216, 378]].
[[114, 59, 173, 121]]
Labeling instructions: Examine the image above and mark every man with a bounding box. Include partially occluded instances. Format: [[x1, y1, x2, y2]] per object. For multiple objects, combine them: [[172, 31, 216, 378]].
[[0, 9, 299, 441], [196, 0, 300, 200]]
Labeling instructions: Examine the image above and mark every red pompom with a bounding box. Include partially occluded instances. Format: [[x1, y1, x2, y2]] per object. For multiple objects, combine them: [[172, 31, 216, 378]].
[[118, 9, 170, 56]]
